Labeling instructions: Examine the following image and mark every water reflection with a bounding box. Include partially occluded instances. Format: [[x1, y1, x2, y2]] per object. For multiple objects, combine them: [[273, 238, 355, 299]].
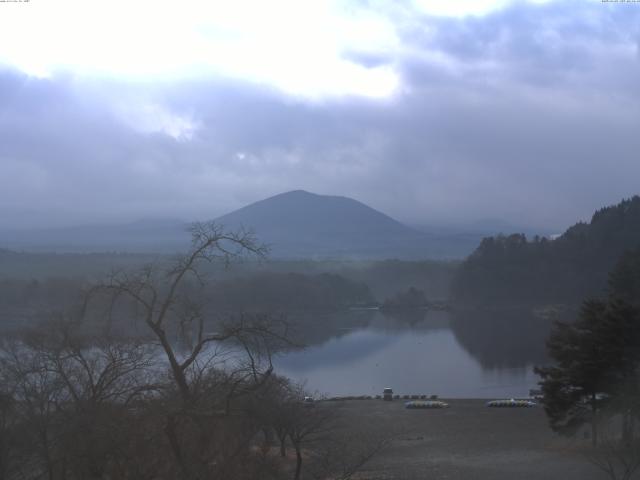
[[275, 308, 567, 398], [450, 308, 554, 370], [380, 308, 427, 326]]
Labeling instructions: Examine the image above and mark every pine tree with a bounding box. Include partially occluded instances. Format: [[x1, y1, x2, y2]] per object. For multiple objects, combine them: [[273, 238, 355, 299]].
[[536, 297, 640, 446], [535, 300, 611, 445]]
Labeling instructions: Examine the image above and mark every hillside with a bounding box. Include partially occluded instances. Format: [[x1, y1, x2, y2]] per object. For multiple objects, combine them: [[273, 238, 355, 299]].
[[0, 190, 509, 259], [451, 196, 640, 305], [215, 190, 432, 258]]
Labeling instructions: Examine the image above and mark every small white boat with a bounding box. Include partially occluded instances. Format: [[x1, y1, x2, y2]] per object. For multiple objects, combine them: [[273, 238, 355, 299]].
[[486, 399, 536, 408], [405, 400, 449, 409]]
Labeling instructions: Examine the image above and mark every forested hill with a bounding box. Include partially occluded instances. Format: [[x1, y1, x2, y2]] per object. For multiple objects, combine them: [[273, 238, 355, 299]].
[[451, 196, 640, 305]]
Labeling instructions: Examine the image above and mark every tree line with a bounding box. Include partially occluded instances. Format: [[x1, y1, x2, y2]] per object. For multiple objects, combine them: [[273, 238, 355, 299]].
[[0, 223, 386, 480], [537, 246, 640, 479], [452, 196, 640, 305], [0, 270, 374, 335]]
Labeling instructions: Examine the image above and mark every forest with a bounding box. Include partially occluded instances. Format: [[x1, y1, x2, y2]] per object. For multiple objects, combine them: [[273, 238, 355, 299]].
[[452, 196, 640, 306]]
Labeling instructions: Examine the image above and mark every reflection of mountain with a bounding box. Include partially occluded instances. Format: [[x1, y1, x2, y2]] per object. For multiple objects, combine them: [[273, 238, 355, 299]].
[[285, 310, 376, 348], [276, 309, 555, 396], [275, 329, 398, 371], [278, 310, 451, 372], [281, 308, 569, 376], [450, 308, 572, 369], [287, 310, 450, 353]]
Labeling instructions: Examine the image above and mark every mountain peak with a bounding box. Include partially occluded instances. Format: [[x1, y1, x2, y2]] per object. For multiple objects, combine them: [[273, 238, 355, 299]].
[[269, 190, 345, 201], [281, 189, 314, 196], [215, 190, 423, 259]]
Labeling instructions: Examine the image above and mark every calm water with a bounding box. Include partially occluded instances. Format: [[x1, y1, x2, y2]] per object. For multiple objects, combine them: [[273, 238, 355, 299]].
[[274, 309, 553, 398]]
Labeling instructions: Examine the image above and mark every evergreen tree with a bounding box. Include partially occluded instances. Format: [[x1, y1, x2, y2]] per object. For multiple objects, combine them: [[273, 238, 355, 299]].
[[535, 300, 612, 445], [609, 247, 640, 307], [453, 196, 640, 305], [536, 296, 640, 445]]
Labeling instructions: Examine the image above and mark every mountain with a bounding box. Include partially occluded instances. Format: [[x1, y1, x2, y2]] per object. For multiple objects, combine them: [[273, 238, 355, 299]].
[[218, 190, 413, 238], [215, 190, 424, 258], [452, 195, 640, 305], [215, 190, 487, 259], [0, 190, 487, 259]]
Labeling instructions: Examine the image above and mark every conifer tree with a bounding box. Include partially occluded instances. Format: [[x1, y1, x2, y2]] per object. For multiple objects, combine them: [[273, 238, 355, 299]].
[[536, 249, 640, 446]]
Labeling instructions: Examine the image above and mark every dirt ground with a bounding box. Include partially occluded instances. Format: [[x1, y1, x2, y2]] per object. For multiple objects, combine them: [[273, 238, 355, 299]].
[[330, 398, 605, 480]]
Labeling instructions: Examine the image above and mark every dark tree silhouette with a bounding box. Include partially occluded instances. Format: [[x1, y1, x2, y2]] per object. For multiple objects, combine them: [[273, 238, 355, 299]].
[[453, 196, 640, 305], [536, 248, 640, 446]]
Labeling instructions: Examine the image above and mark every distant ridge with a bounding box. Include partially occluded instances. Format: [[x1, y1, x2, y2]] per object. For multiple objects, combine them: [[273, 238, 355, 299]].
[[215, 190, 428, 259], [0, 219, 189, 253], [218, 190, 407, 228], [0, 191, 492, 259]]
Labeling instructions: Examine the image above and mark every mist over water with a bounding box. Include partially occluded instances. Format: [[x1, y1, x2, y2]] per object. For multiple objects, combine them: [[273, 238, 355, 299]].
[[275, 310, 551, 398]]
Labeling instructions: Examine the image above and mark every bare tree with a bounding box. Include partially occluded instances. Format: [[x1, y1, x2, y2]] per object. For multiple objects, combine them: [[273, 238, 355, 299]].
[[307, 430, 391, 480], [0, 365, 22, 480], [0, 316, 160, 480], [288, 402, 337, 480], [1, 332, 69, 480], [88, 222, 272, 403], [1, 222, 386, 480], [274, 385, 390, 480], [587, 413, 640, 480], [82, 222, 295, 480]]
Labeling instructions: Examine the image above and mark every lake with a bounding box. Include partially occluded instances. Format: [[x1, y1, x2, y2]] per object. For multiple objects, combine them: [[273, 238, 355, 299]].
[[274, 308, 556, 398]]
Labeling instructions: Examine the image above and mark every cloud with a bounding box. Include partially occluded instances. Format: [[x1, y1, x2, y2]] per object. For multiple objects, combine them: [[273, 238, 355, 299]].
[[397, 0, 640, 90], [114, 103, 199, 141], [0, 0, 402, 99], [0, 1, 639, 232]]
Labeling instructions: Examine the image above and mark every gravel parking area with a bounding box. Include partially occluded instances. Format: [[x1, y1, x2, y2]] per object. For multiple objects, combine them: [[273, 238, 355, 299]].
[[332, 398, 603, 480]]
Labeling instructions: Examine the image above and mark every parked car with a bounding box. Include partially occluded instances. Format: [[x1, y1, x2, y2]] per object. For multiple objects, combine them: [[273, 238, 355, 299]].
[[383, 388, 393, 401]]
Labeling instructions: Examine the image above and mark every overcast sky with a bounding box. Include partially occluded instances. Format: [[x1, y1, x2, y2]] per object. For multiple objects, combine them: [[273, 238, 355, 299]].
[[0, 0, 639, 231]]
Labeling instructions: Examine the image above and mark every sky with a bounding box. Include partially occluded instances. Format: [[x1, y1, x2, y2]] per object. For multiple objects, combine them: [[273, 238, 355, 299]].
[[0, 0, 639, 231]]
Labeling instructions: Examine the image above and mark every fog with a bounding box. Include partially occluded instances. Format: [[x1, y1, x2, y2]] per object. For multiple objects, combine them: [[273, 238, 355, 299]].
[[1, 0, 639, 231], [2, 3, 640, 479]]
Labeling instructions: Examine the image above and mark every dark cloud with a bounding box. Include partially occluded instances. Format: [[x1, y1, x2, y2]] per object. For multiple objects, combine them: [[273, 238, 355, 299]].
[[398, 0, 640, 88], [1, 1, 639, 232]]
